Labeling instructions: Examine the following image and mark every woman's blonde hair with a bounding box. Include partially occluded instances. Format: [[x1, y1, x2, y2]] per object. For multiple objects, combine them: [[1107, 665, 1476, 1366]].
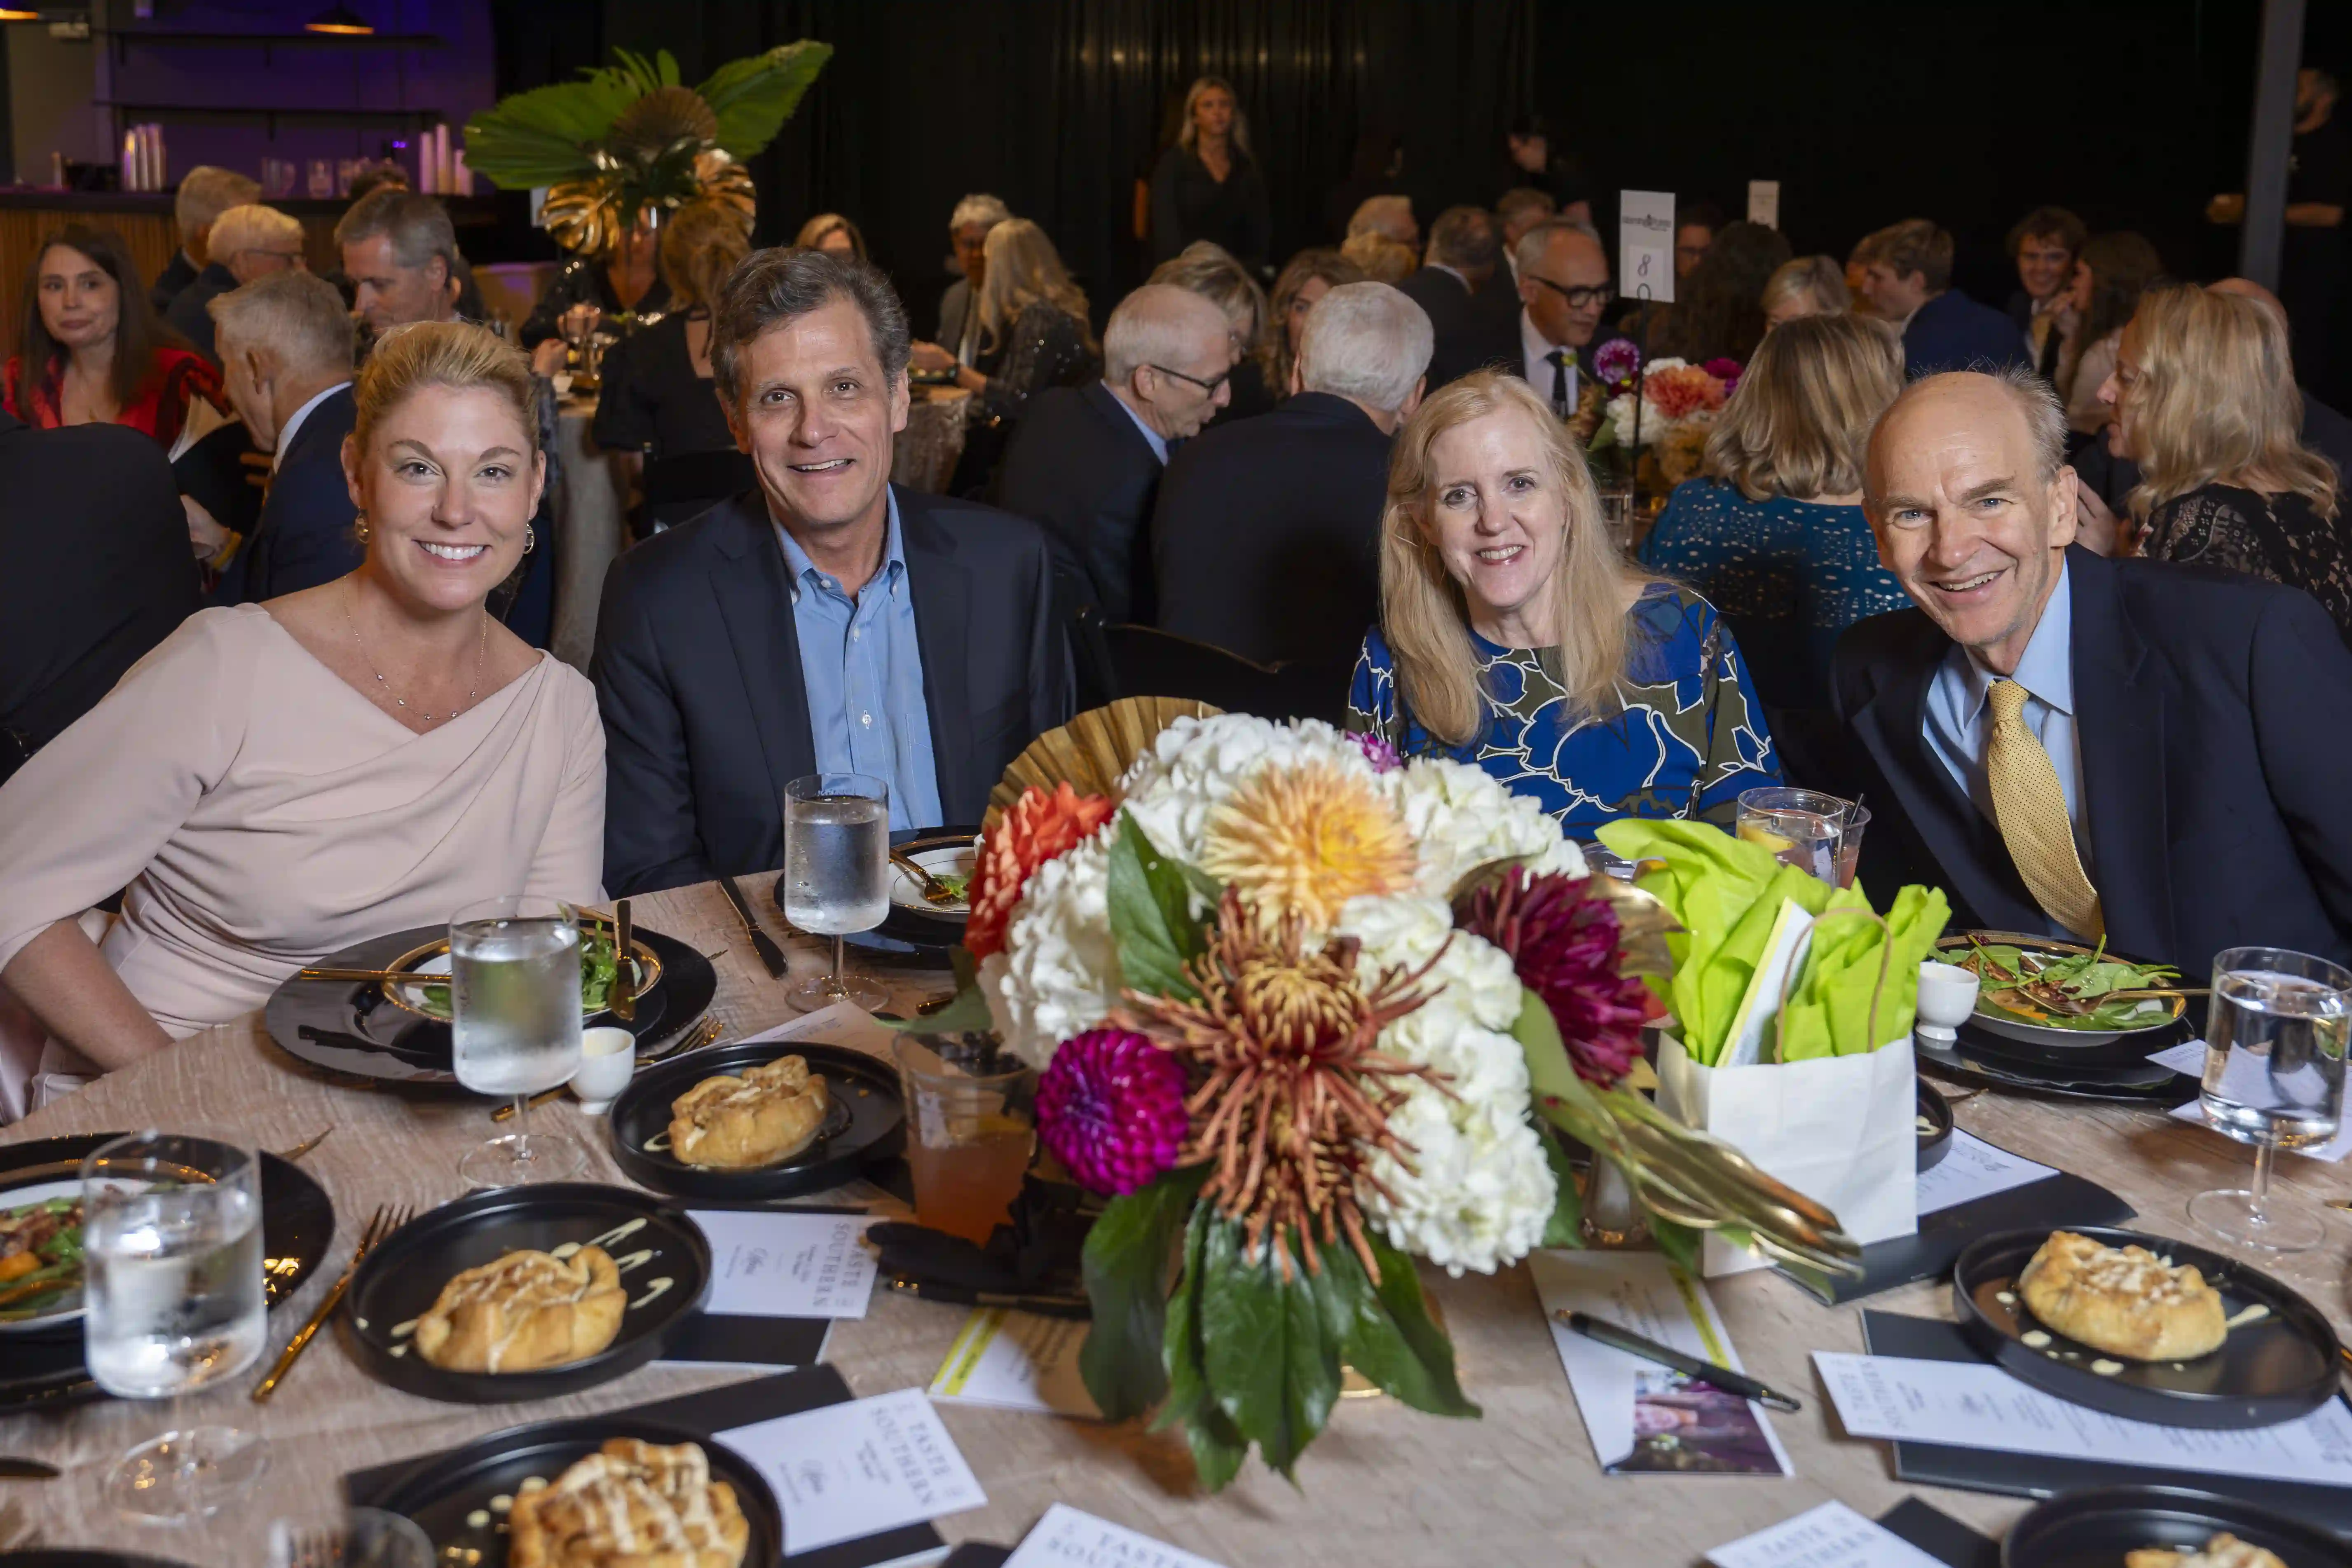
[[1379, 370, 1663, 745], [1176, 75, 1250, 156], [2123, 283, 2340, 523], [792, 211, 867, 262], [660, 201, 753, 313], [1340, 231, 1416, 283], [1703, 313, 1901, 502], [1759, 255, 1848, 322], [353, 319, 538, 460], [1148, 240, 1268, 361], [977, 217, 1096, 356], [1263, 247, 1364, 389]]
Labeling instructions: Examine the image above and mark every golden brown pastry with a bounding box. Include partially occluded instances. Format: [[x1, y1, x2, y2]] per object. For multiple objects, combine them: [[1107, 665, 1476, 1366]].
[[2127, 1534, 2289, 1568], [668, 1055, 829, 1169], [509, 1437, 749, 1568], [413, 1246, 625, 1373], [2018, 1230, 2229, 1362]]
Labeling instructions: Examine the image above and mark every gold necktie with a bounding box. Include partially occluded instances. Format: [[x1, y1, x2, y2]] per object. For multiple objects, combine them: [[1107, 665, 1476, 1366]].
[[1984, 679, 2103, 938]]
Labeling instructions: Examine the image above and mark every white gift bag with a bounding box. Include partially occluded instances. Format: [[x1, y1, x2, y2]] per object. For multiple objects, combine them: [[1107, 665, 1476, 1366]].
[[1655, 1032, 1919, 1276]]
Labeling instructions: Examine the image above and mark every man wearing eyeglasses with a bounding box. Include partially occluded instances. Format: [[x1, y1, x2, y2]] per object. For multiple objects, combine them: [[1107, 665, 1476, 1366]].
[[165, 203, 308, 368], [1514, 220, 1626, 420]]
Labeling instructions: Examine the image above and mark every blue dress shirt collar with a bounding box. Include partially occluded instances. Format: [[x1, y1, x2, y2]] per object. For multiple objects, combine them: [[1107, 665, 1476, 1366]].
[[1947, 559, 2076, 728], [773, 490, 907, 601], [1103, 383, 1169, 466]]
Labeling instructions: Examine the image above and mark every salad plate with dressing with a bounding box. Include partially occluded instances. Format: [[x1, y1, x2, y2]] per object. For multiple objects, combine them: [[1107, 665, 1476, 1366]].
[[1937, 931, 2193, 1059]]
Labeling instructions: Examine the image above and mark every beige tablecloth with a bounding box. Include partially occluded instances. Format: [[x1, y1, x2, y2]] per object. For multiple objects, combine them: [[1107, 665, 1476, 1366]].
[[3, 878, 2347, 1563]]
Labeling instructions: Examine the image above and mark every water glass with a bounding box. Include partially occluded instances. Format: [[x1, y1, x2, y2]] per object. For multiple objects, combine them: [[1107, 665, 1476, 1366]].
[[2189, 946, 2350, 1252], [782, 772, 890, 1013], [451, 895, 586, 1186], [81, 1132, 268, 1522], [894, 1035, 1035, 1245], [1735, 787, 1852, 883]]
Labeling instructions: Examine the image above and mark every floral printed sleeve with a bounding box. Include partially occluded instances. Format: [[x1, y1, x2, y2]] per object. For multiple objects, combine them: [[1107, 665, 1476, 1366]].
[[1345, 628, 1401, 743], [1686, 605, 1782, 825]]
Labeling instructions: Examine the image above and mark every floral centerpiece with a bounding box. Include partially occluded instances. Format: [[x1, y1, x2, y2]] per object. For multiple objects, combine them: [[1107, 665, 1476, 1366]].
[[912, 708, 1858, 1488], [1587, 351, 1744, 488]]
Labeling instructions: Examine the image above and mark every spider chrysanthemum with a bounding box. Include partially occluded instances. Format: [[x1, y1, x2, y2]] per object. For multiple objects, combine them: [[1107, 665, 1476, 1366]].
[[1196, 761, 1418, 932], [1118, 890, 1443, 1281]]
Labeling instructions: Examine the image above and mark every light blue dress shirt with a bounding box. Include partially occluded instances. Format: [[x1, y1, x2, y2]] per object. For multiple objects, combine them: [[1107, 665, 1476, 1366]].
[[1106, 383, 1169, 466], [773, 492, 944, 831], [1922, 560, 2093, 914]]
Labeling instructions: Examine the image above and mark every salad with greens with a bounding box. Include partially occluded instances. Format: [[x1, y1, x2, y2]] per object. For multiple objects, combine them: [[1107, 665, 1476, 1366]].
[[0, 1194, 84, 1321], [1956, 938, 2181, 1031], [414, 928, 627, 1018]]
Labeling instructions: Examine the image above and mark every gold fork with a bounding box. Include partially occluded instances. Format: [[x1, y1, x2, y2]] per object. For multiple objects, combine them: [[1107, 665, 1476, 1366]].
[[490, 1015, 723, 1123], [250, 1203, 411, 1403]]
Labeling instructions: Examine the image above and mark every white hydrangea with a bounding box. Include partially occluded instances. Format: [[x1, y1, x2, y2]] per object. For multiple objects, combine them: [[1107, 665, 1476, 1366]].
[[1117, 712, 1364, 861], [1389, 755, 1587, 896], [1601, 356, 1692, 448], [982, 831, 1120, 1069]]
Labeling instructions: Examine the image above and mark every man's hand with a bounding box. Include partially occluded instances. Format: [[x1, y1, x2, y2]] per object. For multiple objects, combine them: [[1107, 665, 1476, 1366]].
[[183, 493, 231, 562], [2072, 477, 2134, 558], [907, 340, 956, 373], [2207, 192, 2247, 225], [531, 338, 571, 377]]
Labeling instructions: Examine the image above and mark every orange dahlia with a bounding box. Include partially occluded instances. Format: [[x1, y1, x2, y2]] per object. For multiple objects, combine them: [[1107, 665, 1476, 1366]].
[[965, 783, 1117, 960]]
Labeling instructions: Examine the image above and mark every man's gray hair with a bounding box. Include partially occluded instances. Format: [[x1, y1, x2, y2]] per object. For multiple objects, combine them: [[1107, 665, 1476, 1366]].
[[333, 188, 461, 279], [710, 246, 911, 407], [207, 203, 305, 261], [1103, 284, 1227, 384], [1298, 282, 1432, 414], [1514, 217, 1604, 279], [1865, 367, 2069, 504], [950, 193, 1012, 233], [207, 269, 356, 377]]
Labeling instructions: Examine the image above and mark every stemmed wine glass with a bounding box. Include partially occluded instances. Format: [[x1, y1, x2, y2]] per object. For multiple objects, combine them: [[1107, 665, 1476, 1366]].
[[2188, 945, 2350, 1253], [80, 1132, 270, 1522], [450, 895, 587, 1187], [781, 773, 890, 1013]]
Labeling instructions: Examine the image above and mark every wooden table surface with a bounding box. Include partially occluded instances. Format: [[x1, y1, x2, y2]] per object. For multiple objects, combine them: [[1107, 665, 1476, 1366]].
[[5, 877, 2347, 1565]]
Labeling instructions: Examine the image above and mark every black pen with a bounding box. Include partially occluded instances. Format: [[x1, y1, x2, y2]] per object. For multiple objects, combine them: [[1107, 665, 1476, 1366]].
[[889, 1277, 1091, 1320], [1556, 1309, 1803, 1413]]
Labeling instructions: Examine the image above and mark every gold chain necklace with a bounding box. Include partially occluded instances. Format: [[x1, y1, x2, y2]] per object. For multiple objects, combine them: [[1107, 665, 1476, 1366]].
[[344, 586, 488, 724]]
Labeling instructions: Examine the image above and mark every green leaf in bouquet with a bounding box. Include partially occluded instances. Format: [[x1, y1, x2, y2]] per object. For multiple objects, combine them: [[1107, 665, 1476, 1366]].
[[1197, 1219, 1342, 1480], [1537, 1123, 1585, 1248], [1078, 1164, 1209, 1423], [1647, 1214, 1704, 1277], [1338, 1232, 1480, 1419], [1107, 812, 1209, 1004], [1158, 1204, 1249, 1490]]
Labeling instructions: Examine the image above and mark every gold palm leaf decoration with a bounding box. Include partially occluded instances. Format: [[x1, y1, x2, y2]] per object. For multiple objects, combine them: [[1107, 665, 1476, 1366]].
[[985, 696, 1221, 832]]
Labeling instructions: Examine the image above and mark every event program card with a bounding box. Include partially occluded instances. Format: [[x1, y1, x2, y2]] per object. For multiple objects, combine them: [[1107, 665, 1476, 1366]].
[[738, 999, 900, 1052], [1814, 1352, 2352, 1487], [1528, 1249, 1792, 1477], [1708, 1501, 1947, 1568], [1005, 1504, 1226, 1568], [690, 1209, 878, 1319], [1914, 1131, 2059, 1216], [928, 1308, 1101, 1419], [719, 1388, 987, 1556]]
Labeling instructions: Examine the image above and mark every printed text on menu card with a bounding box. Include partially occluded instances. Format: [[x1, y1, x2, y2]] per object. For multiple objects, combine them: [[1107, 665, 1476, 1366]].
[[718, 1388, 986, 1555], [690, 1209, 878, 1319]]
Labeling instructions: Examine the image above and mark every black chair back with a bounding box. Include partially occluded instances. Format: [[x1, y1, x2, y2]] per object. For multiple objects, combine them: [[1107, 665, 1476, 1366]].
[[1099, 624, 1349, 724]]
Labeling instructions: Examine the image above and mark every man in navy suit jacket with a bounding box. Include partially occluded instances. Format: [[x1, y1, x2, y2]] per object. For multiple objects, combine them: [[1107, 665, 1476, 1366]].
[[204, 272, 363, 605], [1859, 219, 2032, 378]]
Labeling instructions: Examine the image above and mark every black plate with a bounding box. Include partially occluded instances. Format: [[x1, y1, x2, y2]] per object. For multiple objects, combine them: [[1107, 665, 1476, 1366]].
[[1937, 930, 2196, 1066], [785, 826, 979, 962], [609, 1042, 906, 1201], [263, 923, 715, 1090], [1916, 1079, 1954, 1172], [342, 1183, 710, 1404], [1916, 1034, 2194, 1104], [2002, 1484, 2352, 1568], [0, 1134, 333, 1414], [1954, 1225, 2340, 1429], [370, 1415, 782, 1566]]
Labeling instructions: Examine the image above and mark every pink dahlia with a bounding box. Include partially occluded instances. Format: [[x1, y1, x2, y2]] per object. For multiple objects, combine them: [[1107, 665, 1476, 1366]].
[[1350, 730, 1403, 774], [1460, 867, 1662, 1085], [1035, 1028, 1191, 1195], [1593, 337, 1642, 391], [1702, 357, 1743, 395]]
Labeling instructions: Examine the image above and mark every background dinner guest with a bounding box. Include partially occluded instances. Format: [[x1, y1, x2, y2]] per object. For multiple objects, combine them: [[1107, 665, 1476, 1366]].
[[521, 214, 670, 350], [1493, 114, 1591, 225], [1762, 255, 1850, 328], [0, 321, 603, 1098], [1495, 186, 1557, 284], [2091, 285, 2350, 633], [592, 201, 756, 532], [167, 202, 307, 366], [205, 271, 360, 605], [1514, 219, 1624, 418], [0, 408, 196, 786], [7, 224, 225, 450], [1347, 193, 1421, 253], [1149, 75, 1271, 272], [2003, 206, 2087, 377], [337, 187, 465, 342], [1675, 199, 1724, 281], [1264, 248, 1364, 398], [2208, 67, 2348, 396], [1348, 371, 1778, 833], [1397, 205, 1518, 389], [1154, 281, 1430, 670], [2209, 277, 2352, 479], [1844, 231, 1888, 321], [594, 247, 1069, 895], [1339, 229, 1417, 285], [150, 166, 259, 315], [1858, 218, 2031, 377], [793, 212, 868, 260], [1150, 240, 1275, 422], [1645, 218, 1792, 363], [2051, 230, 2164, 436], [936, 192, 1011, 370], [1833, 368, 2352, 974], [1640, 314, 1909, 774], [1000, 284, 1233, 624]]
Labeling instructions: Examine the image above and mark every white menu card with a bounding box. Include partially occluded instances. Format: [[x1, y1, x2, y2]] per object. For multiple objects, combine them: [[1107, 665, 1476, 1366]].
[[1005, 1504, 1227, 1568], [718, 1388, 986, 1556], [690, 1209, 878, 1319], [1708, 1501, 1944, 1568]]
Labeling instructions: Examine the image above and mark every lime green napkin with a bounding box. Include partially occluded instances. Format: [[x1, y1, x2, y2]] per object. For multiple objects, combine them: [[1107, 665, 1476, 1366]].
[[1597, 819, 1780, 1059], [1775, 884, 1952, 1060]]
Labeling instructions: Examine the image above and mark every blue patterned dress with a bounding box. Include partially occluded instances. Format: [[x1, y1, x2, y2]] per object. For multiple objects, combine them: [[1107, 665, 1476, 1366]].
[[1638, 479, 1911, 710], [1345, 583, 1780, 835]]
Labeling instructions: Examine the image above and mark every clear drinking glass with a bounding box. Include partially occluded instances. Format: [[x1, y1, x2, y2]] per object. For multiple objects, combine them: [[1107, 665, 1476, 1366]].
[[268, 1507, 435, 1568], [2189, 946, 2350, 1252], [893, 1035, 1035, 1245], [1735, 786, 1852, 883], [450, 895, 587, 1186], [80, 1132, 269, 1523], [781, 772, 890, 1013], [1832, 804, 1871, 889]]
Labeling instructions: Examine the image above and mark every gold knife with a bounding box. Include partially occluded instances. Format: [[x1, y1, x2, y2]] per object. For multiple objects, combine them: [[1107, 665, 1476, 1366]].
[[612, 897, 636, 1022]]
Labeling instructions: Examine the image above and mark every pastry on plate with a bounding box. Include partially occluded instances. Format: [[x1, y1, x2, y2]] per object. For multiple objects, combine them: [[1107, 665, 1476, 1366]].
[[2017, 1230, 2228, 1362], [668, 1055, 829, 1169], [2127, 1534, 2289, 1568], [413, 1246, 625, 1373], [509, 1437, 749, 1568]]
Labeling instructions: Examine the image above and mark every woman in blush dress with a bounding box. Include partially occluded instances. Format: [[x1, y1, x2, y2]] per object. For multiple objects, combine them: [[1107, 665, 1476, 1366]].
[[0, 321, 604, 1112]]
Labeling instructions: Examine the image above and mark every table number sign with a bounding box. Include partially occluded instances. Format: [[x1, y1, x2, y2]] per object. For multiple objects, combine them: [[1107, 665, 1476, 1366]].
[[1620, 190, 1678, 305], [1748, 180, 1782, 229]]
